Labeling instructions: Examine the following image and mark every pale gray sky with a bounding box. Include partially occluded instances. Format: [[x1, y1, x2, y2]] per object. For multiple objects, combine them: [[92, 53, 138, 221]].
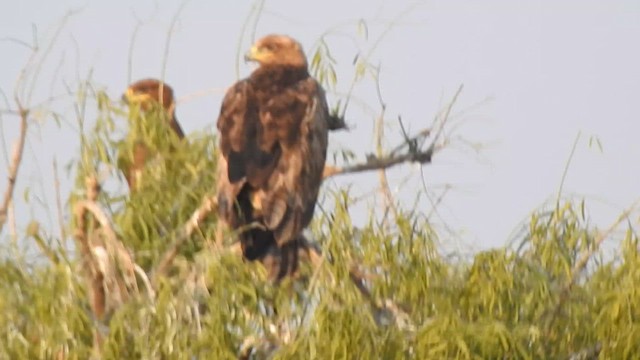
[[1, 0, 639, 253]]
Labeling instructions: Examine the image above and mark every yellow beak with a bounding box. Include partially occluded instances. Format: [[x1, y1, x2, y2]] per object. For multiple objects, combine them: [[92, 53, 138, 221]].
[[244, 45, 264, 63], [122, 87, 152, 105]]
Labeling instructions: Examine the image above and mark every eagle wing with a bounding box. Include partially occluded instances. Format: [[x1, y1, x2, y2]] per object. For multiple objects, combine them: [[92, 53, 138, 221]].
[[216, 77, 329, 253]]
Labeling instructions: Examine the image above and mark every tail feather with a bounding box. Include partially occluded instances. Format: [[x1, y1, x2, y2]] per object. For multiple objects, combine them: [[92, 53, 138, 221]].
[[235, 185, 303, 282], [260, 238, 301, 282]]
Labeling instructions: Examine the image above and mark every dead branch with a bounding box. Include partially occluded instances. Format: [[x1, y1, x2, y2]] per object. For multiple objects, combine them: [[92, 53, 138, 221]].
[[323, 147, 434, 179], [151, 194, 217, 286], [74, 200, 119, 245], [0, 107, 28, 234], [73, 176, 144, 323], [73, 176, 106, 349], [323, 85, 463, 180]]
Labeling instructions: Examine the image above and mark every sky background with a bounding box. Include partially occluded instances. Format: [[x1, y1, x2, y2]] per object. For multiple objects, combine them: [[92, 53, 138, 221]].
[[1, 0, 639, 254]]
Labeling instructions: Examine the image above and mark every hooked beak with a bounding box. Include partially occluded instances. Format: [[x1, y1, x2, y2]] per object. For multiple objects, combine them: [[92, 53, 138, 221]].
[[122, 87, 151, 105], [244, 45, 262, 63]]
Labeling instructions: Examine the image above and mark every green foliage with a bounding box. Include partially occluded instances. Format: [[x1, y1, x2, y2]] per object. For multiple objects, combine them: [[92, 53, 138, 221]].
[[2, 94, 637, 359], [0, 261, 93, 359], [76, 95, 219, 270], [4, 165, 640, 360], [1, 12, 637, 360]]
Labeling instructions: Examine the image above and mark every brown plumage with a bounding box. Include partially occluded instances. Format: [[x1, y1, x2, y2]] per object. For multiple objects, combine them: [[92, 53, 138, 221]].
[[216, 34, 329, 280], [121, 79, 185, 191]]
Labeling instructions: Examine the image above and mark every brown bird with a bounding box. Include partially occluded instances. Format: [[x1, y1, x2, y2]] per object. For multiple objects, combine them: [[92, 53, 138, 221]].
[[121, 79, 185, 191], [216, 34, 330, 281]]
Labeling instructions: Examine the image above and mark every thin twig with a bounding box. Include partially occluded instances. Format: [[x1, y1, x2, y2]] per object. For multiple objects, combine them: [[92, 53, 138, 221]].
[[126, 20, 142, 84], [339, 3, 422, 118], [235, 0, 266, 80], [23, 11, 78, 106], [52, 157, 66, 244], [159, 0, 190, 107], [427, 84, 464, 150], [556, 132, 581, 209], [371, 64, 398, 227]]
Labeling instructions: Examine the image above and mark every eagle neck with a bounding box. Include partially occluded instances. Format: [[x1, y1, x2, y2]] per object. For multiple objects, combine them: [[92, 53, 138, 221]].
[[250, 65, 309, 90]]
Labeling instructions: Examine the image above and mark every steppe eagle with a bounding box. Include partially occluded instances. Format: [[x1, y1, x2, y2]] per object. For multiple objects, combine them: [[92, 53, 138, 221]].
[[216, 34, 330, 280], [121, 79, 185, 191]]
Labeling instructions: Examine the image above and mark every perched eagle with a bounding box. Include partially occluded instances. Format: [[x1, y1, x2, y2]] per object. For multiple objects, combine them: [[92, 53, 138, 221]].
[[216, 34, 330, 281], [121, 79, 185, 191]]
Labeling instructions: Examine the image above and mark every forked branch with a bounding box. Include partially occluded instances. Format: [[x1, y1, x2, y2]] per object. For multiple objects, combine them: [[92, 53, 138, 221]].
[[323, 84, 463, 180]]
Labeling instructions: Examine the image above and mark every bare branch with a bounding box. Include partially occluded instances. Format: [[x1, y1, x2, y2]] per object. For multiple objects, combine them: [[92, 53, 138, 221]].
[[323, 146, 434, 179], [323, 84, 463, 180], [0, 108, 28, 234], [151, 194, 217, 285], [73, 176, 144, 334], [74, 200, 119, 244]]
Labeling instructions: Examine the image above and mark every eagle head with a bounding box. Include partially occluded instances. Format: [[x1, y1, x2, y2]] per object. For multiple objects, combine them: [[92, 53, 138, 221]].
[[122, 78, 175, 112], [244, 34, 307, 68]]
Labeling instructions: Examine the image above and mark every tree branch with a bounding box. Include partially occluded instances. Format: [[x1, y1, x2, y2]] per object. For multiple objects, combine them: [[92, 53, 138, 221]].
[[323, 146, 434, 179], [151, 194, 217, 286], [73, 176, 147, 329], [0, 106, 28, 234], [323, 84, 463, 180]]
